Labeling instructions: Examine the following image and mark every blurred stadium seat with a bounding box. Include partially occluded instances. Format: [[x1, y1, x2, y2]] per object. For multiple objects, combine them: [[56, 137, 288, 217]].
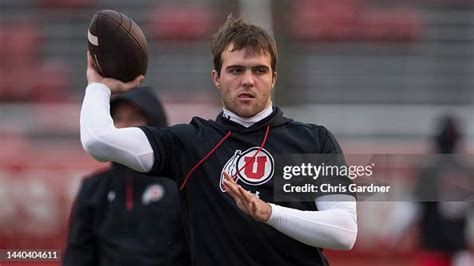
[[33, 62, 70, 102], [0, 21, 70, 102], [36, 0, 95, 9], [288, 0, 361, 41], [288, 0, 422, 42], [0, 22, 41, 68], [360, 7, 422, 42], [147, 4, 216, 42], [0, 1, 472, 265]]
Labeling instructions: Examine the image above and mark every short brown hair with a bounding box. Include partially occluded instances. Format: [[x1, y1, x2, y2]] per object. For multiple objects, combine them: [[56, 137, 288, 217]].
[[210, 15, 278, 75]]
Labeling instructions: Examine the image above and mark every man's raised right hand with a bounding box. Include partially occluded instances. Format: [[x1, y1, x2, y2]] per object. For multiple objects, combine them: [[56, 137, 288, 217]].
[[87, 52, 144, 94]]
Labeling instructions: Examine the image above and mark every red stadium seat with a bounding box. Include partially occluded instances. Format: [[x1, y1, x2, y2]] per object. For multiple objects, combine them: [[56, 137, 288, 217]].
[[360, 8, 423, 42], [287, 0, 423, 42], [11, 23, 42, 66], [289, 0, 363, 41], [0, 21, 71, 102], [2, 66, 37, 101], [36, 0, 95, 9], [0, 28, 8, 66], [32, 62, 71, 102], [0, 22, 41, 68], [0, 63, 70, 102], [147, 5, 216, 42]]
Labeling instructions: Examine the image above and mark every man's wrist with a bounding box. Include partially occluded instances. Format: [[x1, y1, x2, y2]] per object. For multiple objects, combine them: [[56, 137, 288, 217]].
[[87, 82, 112, 94], [265, 203, 281, 225]]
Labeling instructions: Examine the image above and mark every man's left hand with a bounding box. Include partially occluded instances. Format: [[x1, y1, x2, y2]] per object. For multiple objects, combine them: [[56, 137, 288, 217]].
[[223, 172, 272, 222]]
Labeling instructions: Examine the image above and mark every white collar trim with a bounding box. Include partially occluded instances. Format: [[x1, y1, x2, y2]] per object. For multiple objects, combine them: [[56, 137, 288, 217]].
[[222, 105, 273, 128]]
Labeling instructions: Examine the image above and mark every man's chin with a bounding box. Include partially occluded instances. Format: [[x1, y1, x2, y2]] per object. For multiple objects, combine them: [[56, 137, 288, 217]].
[[233, 108, 259, 118], [225, 102, 265, 117]]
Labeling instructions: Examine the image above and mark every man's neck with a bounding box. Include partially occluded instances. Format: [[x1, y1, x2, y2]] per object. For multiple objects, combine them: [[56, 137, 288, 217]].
[[222, 105, 273, 128]]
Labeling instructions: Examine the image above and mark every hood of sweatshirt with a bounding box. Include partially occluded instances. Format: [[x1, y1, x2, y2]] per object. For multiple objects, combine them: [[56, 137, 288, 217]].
[[214, 107, 292, 133], [110, 86, 168, 128], [110, 87, 168, 209]]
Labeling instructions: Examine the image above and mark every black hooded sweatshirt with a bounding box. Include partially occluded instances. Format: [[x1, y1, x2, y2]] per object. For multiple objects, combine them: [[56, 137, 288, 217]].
[[414, 117, 471, 253], [64, 87, 189, 266], [139, 107, 354, 266]]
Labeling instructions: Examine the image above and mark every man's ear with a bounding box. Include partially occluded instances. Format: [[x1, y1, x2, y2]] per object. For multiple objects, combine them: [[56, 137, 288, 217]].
[[211, 70, 221, 89], [272, 71, 277, 88]]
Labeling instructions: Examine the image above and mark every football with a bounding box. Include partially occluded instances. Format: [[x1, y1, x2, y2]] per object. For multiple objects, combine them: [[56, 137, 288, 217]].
[[87, 9, 148, 82]]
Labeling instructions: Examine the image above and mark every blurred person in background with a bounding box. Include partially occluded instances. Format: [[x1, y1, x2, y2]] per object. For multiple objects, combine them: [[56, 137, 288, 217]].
[[80, 16, 357, 265], [64, 87, 189, 266], [413, 115, 473, 266], [389, 115, 473, 266]]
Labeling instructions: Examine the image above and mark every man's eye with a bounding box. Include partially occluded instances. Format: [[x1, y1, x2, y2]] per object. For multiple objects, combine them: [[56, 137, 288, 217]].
[[230, 68, 242, 74], [254, 68, 268, 75]]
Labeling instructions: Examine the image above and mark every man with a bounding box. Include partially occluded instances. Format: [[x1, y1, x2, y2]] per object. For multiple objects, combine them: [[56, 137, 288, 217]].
[[65, 87, 189, 266], [81, 17, 357, 265], [410, 115, 472, 266]]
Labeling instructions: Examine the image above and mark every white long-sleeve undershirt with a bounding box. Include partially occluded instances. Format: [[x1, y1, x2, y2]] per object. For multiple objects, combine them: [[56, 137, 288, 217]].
[[268, 195, 357, 250], [80, 83, 154, 172], [80, 82, 358, 250]]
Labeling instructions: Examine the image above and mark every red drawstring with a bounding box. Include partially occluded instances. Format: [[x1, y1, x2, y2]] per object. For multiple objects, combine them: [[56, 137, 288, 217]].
[[231, 124, 270, 179], [126, 172, 133, 210], [179, 124, 271, 191], [180, 130, 232, 190]]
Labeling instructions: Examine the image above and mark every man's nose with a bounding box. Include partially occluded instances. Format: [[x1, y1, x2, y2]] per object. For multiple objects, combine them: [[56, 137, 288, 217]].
[[241, 70, 255, 87]]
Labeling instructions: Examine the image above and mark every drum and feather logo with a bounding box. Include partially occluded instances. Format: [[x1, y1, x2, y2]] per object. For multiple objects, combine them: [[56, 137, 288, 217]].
[[219, 147, 274, 192]]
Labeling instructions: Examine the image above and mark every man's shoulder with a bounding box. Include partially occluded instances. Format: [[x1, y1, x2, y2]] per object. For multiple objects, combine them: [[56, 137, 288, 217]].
[[145, 116, 214, 131], [169, 117, 220, 136], [278, 117, 341, 152], [189, 116, 218, 127], [140, 122, 198, 139], [285, 119, 320, 129], [282, 119, 330, 135]]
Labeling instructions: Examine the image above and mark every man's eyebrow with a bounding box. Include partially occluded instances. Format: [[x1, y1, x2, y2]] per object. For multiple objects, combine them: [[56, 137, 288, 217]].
[[225, 65, 270, 69], [225, 65, 245, 69]]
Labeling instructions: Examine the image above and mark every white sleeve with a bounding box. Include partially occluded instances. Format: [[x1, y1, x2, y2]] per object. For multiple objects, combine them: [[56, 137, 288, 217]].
[[266, 194, 358, 250], [80, 83, 154, 172]]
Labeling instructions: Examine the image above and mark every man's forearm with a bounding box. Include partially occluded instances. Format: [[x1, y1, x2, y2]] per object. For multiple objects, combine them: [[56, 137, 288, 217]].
[[266, 195, 358, 250], [80, 83, 154, 172]]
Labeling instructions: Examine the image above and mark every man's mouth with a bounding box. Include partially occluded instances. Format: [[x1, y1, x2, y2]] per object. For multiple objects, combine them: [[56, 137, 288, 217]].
[[238, 92, 255, 99]]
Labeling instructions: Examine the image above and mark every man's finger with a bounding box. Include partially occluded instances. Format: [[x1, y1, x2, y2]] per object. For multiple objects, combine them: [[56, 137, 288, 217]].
[[223, 178, 240, 202], [251, 200, 258, 214], [224, 172, 245, 196], [223, 174, 253, 212], [224, 171, 238, 187], [87, 51, 95, 68], [223, 172, 255, 214], [223, 171, 234, 182], [133, 75, 144, 85], [124, 75, 145, 91], [238, 186, 255, 204], [240, 187, 262, 215], [225, 179, 242, 200], [223, 173, 243, 201]]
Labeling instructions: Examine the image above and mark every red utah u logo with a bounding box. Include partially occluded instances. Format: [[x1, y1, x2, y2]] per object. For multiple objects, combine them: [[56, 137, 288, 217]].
[[219, 147, 274, 192], [243, 156, 268, 179]]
